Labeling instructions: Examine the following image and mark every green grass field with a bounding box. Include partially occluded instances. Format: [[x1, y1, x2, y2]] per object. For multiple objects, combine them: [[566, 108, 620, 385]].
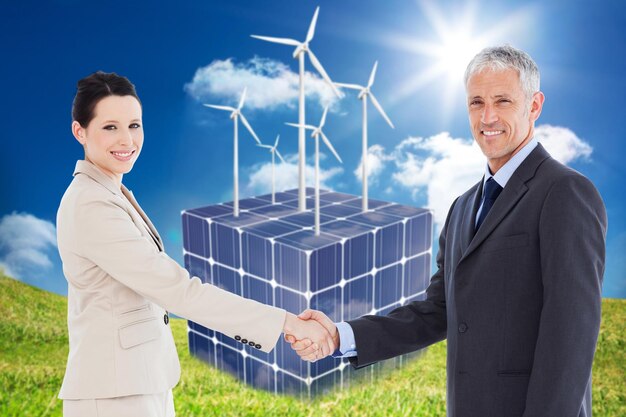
[[1, 274, 624, 416]]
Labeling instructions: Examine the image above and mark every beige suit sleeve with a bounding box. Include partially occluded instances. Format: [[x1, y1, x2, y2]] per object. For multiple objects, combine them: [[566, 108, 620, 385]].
[[75, 194, 286, 353]]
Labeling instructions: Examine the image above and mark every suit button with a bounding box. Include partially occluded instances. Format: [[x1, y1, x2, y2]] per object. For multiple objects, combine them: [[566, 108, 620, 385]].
[[241, 339, 248, 344], [235, 335, 242, 341], [248, 341, 255, 347], [458, 323, 468, 333], [164, 314, 169, 325], [255, 344, 262, 350]]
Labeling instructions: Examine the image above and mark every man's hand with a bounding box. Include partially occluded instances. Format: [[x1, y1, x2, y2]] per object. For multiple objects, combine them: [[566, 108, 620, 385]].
[[282, 312, 335, 360], [285, 309, 339, 362]]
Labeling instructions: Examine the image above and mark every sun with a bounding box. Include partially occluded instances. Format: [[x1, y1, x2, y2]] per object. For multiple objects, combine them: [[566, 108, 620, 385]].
[[434, 30, 488, 85], [384, 1, 534, 117]]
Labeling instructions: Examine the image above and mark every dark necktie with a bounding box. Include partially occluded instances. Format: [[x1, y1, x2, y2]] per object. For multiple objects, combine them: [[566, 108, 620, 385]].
[[476, 177, 503, 230]]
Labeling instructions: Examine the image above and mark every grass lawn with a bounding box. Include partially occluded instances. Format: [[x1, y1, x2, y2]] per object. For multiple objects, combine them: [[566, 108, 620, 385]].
[[1, 274, 624, 416]]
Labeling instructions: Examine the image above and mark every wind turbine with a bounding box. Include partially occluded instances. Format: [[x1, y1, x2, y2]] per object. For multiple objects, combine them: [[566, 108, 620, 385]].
[[203, 87, 261, 217], [335, 61, 394, 211], [286, 106, 342, 236], [251, 6, 341, 212], [257, 135, 286, 204]]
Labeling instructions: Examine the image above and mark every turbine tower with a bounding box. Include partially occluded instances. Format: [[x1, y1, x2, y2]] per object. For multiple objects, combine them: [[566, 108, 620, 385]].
[[203, 87, 261, 217], [251, 6, 341, 212], [257, 135, 286, 204], [286, 106, 342, 236], [335, 61, 394, 211]]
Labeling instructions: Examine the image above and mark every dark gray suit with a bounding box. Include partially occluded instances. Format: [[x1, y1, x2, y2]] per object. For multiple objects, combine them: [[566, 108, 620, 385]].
[[348, 144, 607, 417]]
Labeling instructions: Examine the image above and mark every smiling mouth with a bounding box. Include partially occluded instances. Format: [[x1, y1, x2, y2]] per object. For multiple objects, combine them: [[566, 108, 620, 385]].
[[482, 130, 504, 137], [110, 149, 136, 161]]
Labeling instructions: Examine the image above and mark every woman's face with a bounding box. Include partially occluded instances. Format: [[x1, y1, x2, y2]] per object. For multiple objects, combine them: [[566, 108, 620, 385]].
[[72, 95, 143, 184]]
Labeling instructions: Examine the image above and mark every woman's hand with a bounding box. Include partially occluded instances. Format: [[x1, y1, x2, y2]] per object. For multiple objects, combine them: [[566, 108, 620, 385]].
[[282, 312, 335, 361]]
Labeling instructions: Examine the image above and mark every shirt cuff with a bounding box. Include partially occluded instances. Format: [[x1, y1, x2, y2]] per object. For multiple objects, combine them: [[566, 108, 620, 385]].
[[332, 321, 357, 358]]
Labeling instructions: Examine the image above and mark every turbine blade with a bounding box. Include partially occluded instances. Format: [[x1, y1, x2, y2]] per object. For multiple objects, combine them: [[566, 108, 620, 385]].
[[368, 61, 379, 88], [319, 106, 329, 129], [292, 44, 305, 59], [306, 6, 320, 43], [239, 113, 261, 144], [275, 149, 286, 164], [285, 122, 316, 130], [238, 87, 247, 111], [369, 93, 395, 129], [335, 82, 363, 91], [320, 131, 342, 163], [274, 134, 280, 148], [203, 104, 236, 112], [257, 144, 273, 149], [307, 49, 342, 97], [250, 35, 300, 46]]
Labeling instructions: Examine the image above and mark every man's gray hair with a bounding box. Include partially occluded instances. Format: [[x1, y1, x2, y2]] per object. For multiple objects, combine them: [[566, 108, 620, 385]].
[[464, 45, 540, 99]]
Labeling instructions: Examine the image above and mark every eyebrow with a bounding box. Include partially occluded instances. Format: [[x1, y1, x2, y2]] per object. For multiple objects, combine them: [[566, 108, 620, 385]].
[[468, 94, 512, 100], [101, 119, 141, 124]]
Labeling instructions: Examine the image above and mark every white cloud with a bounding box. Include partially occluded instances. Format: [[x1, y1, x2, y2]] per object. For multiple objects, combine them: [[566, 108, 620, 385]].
[[534, 125, 592, 164], [361, 125, 593, 229], [184, 56, 339, 111], [353, 144, 394, 184], [0, 212, 57, 281], [246, 152, 343, 196], [389, 133, 485, 227]]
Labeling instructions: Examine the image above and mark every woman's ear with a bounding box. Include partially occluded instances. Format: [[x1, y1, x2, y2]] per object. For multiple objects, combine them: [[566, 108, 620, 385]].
[[72, 121, 86, 145]]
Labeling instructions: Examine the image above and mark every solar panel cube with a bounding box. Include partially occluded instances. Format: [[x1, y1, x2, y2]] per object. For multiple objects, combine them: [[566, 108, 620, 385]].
[[245, 357, 275, 391], [216, 343, 245, 380], [182, 189, 433, 396], [349, 211, 406, 268], [188, 330, 215, 366], [375, 264, 403, 309]]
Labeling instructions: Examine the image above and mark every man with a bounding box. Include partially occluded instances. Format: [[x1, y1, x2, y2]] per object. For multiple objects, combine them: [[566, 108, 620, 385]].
[[289, 45, 607, 417]]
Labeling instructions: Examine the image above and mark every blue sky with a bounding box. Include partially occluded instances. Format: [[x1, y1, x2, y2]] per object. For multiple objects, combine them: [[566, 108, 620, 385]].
[[1, 0, 624, 298]]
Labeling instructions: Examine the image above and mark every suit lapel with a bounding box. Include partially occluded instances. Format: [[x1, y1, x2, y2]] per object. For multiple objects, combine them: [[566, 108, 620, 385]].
[[461, 143, 551, 261], [73, 160, 164, 252], [121, 186, 164, 252], [460, 180, 483, 254], [74, 160, 121, 197]]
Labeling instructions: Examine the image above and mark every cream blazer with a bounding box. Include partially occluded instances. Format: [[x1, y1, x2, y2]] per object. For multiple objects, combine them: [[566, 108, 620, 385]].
[[56, 160, 286, 400]]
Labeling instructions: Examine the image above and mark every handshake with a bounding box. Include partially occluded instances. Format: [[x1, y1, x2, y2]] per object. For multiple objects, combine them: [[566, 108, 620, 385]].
[[282, 310, 339, 362]]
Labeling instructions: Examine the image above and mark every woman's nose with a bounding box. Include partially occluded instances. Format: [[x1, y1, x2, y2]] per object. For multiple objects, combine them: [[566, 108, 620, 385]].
[[118, 128, 134, 146]]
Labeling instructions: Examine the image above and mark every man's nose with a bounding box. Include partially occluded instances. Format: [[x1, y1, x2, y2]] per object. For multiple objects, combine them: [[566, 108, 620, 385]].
[[481, 104, 499, 125]]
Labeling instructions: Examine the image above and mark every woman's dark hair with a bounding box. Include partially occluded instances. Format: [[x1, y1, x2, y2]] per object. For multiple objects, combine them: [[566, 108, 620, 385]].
[[72, 71, 141, 127]]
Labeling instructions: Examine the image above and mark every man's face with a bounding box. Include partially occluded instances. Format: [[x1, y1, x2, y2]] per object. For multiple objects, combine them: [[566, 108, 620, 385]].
[[466, 68, 544, 172]]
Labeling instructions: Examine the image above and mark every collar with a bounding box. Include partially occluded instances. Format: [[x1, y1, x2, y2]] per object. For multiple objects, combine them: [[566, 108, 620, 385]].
[[482, 137, 538, 191], [73, 160, 122, 197]]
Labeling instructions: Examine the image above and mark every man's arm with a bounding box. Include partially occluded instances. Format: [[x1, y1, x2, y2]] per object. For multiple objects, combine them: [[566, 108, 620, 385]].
[[523, 174, 607, 417], [291, 198, 458, 365], [334, 322, 358, 357], [346, 262, 448, 368]]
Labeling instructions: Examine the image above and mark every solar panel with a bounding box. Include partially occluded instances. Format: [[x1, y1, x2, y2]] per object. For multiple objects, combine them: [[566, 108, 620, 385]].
[[182, 189, 433, 396]]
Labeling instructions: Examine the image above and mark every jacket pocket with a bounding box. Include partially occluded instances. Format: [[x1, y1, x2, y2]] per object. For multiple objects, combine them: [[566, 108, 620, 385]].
[[497, 371, 530, 416], [118, 317, 160, 349], [497, 369, 531, 377], [118, 303, 151, 316]]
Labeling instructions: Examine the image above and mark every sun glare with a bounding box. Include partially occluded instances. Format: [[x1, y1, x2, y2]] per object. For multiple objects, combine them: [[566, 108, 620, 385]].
[[436, 31, 486, 85], [384, 1, 534, 119]]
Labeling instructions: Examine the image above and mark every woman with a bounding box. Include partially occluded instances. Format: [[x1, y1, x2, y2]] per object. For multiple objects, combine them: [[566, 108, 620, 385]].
[[57, 71, 329, 417]]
